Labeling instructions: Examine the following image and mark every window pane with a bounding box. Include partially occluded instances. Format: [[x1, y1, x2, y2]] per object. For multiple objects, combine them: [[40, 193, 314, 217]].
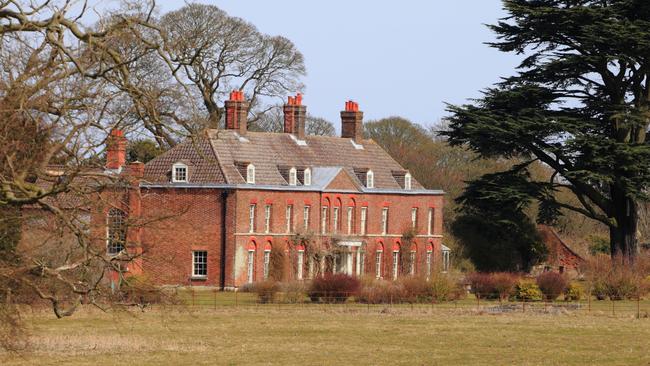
[[107, 208, 127, 255], [193, 251, 207, 277]]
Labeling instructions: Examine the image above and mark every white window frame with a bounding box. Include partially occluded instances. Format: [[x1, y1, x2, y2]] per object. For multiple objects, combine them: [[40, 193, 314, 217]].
[[107, 208, 127, 255], [392, 250, 400, 280], [289, 167, 297, 186], [297, 250, 304, 280], [192, 250, 208, 278], [247, 250, 255, 283], [332, 207, 339, 234], [264, 205, 272, 233], [286, 205, 293, 233], [246, 164, 256, 184], [249, 204, 256, 233], [172, 163, 188, 183], [263, 249, 271, 280], [442, 250, 450, 273], [304, 168, 312, 186], [360, 207, 368, 235], [381, 207, 389, 235], [321, 206, 329, 234], [428, 208, 434, 236], [366, 170, 374, 188], [346, 207, 354, 235], [409, 250, 416, 275], [426, 250, 433, 280], [411, 208, 418, 229], [303, 205, 310, 230], [375, 250, 383, 279], [404, 172, 412, 190]]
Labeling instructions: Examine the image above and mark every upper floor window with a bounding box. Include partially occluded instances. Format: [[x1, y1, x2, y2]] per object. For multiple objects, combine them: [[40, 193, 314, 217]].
[[249, 204, 256, 233], [289, 167, 297, 186], [381, 207, 389, 235], [304, 205, 311, 230], [264, 205, 272, 233], [404, 172, 412, 190], [304, 168, 312, 186], [346, 206, 354, 235], [286, 205, 294, 233], [366, 170, 374, 189], [321, 206, 329, 234], [107, 208, 127, 255], [172, 163, 188, 183], [360, 207, 368, 235], [246, 164, 256, 184], [428, 208, 435, 236], [411, 208, 418, 229], [332, 207, 340, 234]]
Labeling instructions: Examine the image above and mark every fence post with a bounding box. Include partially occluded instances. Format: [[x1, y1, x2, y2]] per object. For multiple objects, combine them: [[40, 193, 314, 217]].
[[235, 289, 238, 308], [214, 288, 217, 310], [522, 300, 526, 313], [191, 286, 195, 307], [611, 300, 615, 317], [588, 292, 591, 313], [637, 296, 641, 319], [476, 296, 480, 312]]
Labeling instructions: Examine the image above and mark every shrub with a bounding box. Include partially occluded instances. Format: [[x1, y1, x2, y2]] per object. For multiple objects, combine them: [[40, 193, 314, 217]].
[[120, 274, 168, 306], [536, 272, 569, 301], [515, 281, 542, 302], [398, 277, 430, 303], [252, 280, 280, 304], [582, 253, 650, 300], [467, 272, 519, 300], [604, 267, 644, 300], [279, 281, 307, 304], [309, 274, 360, 303], [356, 278, 401, 304], [564, 283, 584, 301]]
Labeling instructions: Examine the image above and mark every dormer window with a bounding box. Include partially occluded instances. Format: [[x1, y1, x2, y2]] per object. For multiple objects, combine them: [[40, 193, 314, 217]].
[[289, 167, 297, 186], [404, 172, 412, 190], [172, 163, 188, 183], [304, 168, 312, 186], [366, 170, 374, 189], [246, 164, 256, 184]]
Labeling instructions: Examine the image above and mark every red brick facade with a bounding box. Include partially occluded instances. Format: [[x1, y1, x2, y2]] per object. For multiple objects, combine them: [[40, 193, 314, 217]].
[[94, 95, 446, 289]]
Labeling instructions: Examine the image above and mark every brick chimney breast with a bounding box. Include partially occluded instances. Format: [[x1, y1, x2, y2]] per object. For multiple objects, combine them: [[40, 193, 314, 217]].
[[106, 129, 127, 170], [283, 93, 306, 140], [341, 100, 363, 141], [225, 90, 249, 135]]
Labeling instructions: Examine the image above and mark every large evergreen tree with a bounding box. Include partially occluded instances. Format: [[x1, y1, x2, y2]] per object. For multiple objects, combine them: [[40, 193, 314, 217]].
[[445, 0, 650, 261]]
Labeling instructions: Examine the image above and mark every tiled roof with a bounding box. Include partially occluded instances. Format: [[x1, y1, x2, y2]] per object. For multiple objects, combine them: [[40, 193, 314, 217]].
[[143, 136, 225, 184], [143, 130, 429, 191]]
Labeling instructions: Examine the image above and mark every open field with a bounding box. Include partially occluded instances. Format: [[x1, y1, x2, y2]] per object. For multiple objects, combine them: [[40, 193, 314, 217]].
[[2, 295, 650, 366]]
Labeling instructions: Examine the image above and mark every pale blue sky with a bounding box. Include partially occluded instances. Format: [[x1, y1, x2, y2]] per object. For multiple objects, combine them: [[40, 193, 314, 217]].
[[158, 0, 520, 128]]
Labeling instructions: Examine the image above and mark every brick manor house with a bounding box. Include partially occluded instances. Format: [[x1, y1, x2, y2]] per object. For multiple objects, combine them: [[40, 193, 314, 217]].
[[101, 92, 447, 289]]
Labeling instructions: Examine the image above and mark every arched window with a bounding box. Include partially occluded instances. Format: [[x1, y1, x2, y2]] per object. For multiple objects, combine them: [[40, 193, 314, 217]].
[[375, 243, 384, 279], [246, 164, 256, 184], [107, 208, 127, 255], [289, 167, 297, 186], [366, 170, 374, 189], [392, 243, 400, 280], [303, 168, 312, 186], [172, 162, 188, 183], [247, 242, 256, 283], [404, 172, 412, 190], [263, 242, 272, 279], [409, 243, 417, 276], [296, 245, 305, 280], [426, 242, 434, 280]]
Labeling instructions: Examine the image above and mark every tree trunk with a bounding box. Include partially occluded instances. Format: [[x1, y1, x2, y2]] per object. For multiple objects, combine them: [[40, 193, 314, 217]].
[[609, 185, 639, 262]]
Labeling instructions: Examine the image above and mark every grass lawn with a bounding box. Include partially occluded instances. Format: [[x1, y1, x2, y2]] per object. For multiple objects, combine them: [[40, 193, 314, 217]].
[[2, 297, 650, 366]]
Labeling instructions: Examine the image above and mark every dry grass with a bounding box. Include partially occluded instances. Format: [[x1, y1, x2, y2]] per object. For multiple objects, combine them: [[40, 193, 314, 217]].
[[2, 302, 650, 366]]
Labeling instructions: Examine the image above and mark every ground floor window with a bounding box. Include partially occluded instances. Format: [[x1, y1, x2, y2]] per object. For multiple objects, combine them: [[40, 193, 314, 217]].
[[426, 250, 433, 280], [247, 250, 255, 283], [192, 251, 207, 278], [375, 251, 382, 279], [263, 249, 271, 280], [297, 250, 304, 280], [442, 250, 450, 272], [409, 251, 416, 275], [392, 251, 400, 280]]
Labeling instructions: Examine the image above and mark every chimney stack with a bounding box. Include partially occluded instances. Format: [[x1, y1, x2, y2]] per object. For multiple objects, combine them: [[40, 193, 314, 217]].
[[106, 129, 127, 170], [225, 90, 249, 135], [283, 93, 306, 140], [341, 100, 363, 141]]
